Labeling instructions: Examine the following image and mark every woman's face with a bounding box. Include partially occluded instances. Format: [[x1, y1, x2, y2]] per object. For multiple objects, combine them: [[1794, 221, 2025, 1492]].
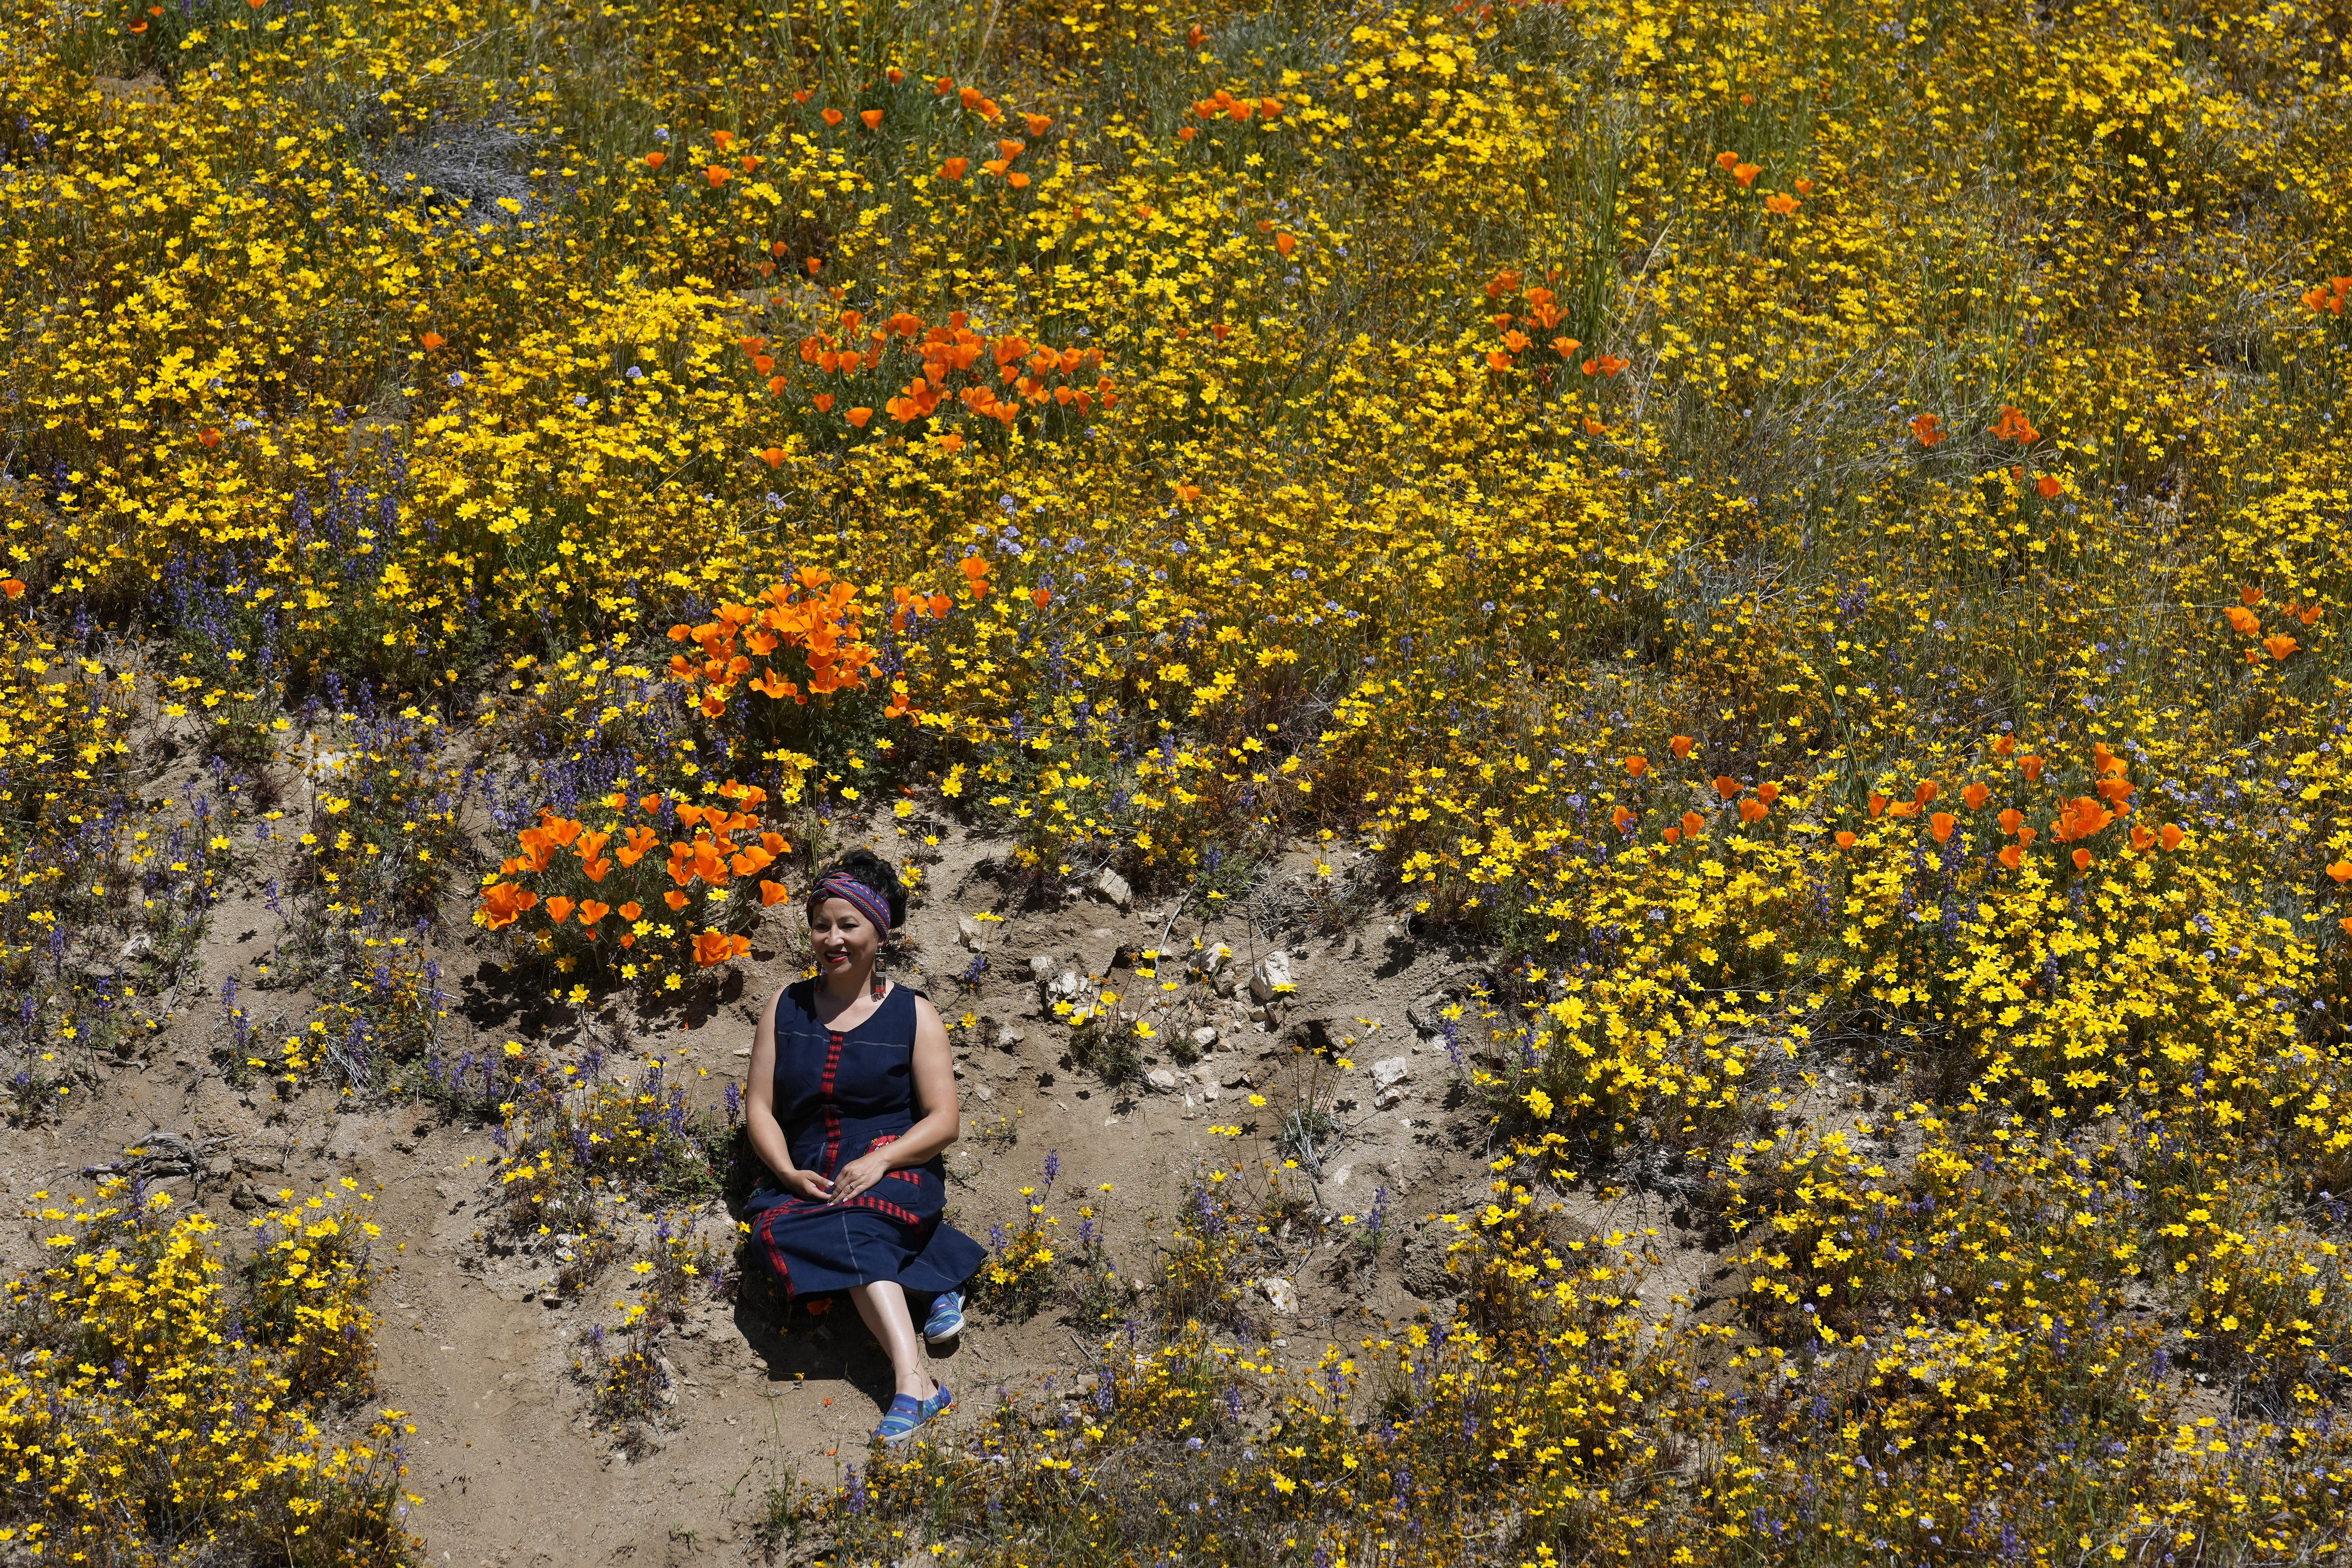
[[808, 897, 883, 977]]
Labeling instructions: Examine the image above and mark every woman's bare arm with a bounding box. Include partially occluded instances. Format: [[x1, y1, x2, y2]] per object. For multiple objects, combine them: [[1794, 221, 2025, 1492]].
[[745, 988, 832, 1201]]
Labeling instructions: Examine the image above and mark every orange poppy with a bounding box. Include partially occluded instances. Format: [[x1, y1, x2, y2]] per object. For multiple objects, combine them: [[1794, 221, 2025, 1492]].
[[2224, 605, 2260, 637], [1624, 755, 1647, 777], [861, 109, 884, 129], [1738, 797, 1768, 823], [618, 901, 643, 922], [2329, 861, 2352, 885], [1756, 781, 1780, 804], [664, 889, 689, 911], [1611, 805, 1634, 832], [1961, 782, 1989, 810], [2241, 585, 2265, 606], [2072, 848, 2094, 871], [1909, 412, 1945, 448], [1713, 775, 1740, 800], [2264, 634, 2300, 660], [645, 151, 667, 169], [940, 157, 968, 180], [706, 165, 731, 186], [578, 899, 610, 927], [2034, 474, 2062, 499], [1669, 735, 1695, 758], [1869, 792, 1887, 818], [2019, 754, 2045, 783], [1997, 807, 2023, 836], [1929, 812, 1956, 844], [1662, 826, 1681, 846], [1680, 810, 1705, 839], [761, 880, 790, 906], [847, 406, 873, 427], [1835, 830, 1857, 849], [1998, 845, 2022, 870], [2158, 824, 2184, 851], [1992, 734, 2016, 755], [2129, 825, 2156, 851]]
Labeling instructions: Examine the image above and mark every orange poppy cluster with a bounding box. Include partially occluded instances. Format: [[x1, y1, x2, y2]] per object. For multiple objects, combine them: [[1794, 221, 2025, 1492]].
[[477, 783, 780, 973], [2221, 585, 2321, 663], [2301, 275, 2351, 314], [1990, 403, 2040, 444], [1191, 89, 1285, 123], [1819, 737, 2191, 872], [1480, 271, 1608, 374], [765, 310, 1115, 434], [665, 567, 881, 717]]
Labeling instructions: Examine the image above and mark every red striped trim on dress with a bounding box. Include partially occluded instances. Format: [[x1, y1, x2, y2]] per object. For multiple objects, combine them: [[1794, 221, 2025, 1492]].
[[754, 1206, 799, 1301], [841, 1192, 924, 1228], [818, 1029, 846, 1176]]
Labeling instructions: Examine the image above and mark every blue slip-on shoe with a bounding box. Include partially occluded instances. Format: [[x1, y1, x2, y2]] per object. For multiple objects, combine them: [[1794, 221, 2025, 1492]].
[[923, 1291, 966, 1343], [874, 1383, 952, 1447]]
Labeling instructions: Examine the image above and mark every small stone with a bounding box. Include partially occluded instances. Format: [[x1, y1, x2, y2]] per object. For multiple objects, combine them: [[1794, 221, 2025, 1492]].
[[1372, 1056, 1412, 1089], [1249, 950, 1292, 1003], [1199, 1084, 1220, 1102], [1145, 1067, 1179, 1092], [1094, 867, 1133, 910], [1257, 1276, 1297, 1315], [1374, 1084, 1405, 1110], [957, 916, 992, 950], [970, 1083, 994, 1103], [1029, 955, 1058, 979], [1190, 1025, 1220, 1052]]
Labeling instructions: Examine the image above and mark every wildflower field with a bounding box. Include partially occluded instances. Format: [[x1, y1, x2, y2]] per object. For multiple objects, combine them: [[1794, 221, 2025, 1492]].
[[5, 0, 2352, 1558]]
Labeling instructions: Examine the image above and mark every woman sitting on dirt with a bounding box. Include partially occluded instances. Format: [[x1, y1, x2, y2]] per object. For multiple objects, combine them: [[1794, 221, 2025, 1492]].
[[741, 848, 984, 1446]]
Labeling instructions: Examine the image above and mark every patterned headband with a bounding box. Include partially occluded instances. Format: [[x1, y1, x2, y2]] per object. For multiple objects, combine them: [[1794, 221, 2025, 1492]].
[[810, 873, 893, 931]]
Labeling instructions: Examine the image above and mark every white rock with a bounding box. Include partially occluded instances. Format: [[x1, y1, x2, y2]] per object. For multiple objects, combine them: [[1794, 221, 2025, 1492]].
[[1372, 1056, 1412, 1090], [1199, 1084, 1219, 1102], [1375, 1084, 1405, 1110], [1190, 1026, 1221, 1052], [1146, 1067, 1179, 1092], [1197, 944, 1231, 978], [1258, 1275, 1297, 1315], [1094, 868, 1133, 910], [969, 1083, 994, 1103], [1029, 955, 1059, 979], [1248, 950, 1293, 1003], [957, 916, 992, 950]]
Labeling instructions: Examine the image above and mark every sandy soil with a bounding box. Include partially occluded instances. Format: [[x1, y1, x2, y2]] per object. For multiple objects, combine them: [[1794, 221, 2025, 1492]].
[[3, 807, 1541, 1565]]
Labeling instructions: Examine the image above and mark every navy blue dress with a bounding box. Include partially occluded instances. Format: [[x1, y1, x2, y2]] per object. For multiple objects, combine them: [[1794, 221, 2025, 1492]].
[[744, 981, 986, 1300]]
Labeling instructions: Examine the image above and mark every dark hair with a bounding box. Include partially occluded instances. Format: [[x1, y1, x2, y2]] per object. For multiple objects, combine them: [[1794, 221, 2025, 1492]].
[[807, 848, 907, 929]]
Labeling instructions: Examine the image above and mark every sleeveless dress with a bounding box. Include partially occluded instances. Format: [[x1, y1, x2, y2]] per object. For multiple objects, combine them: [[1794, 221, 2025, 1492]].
[[743, 980, 987, 1300]]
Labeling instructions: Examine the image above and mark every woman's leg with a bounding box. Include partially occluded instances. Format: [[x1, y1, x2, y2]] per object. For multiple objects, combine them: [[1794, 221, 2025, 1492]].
[[848, 1280, 936, 1400]]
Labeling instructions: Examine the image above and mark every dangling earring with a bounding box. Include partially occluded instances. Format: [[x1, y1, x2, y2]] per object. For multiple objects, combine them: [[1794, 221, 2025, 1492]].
[[870, 958, 887, 1000]]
